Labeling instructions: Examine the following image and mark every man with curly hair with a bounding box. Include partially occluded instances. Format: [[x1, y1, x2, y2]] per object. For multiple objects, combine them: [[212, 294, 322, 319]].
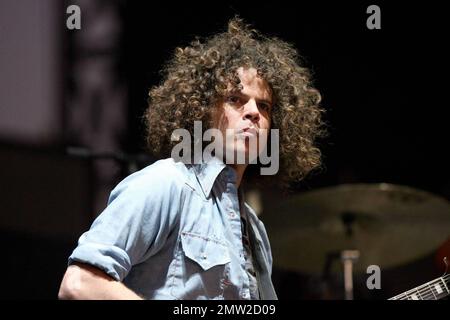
[[59, 18, 323, 300]]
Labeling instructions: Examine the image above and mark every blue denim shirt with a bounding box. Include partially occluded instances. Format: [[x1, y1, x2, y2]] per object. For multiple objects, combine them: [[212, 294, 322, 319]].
[[68, 157, 278, 300]]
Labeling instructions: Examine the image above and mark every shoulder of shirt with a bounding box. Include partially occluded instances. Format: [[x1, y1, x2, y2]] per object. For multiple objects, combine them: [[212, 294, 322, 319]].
[[243, 202, 271, 244], [243, 202, 261, 221], [110, 158, 191, 195], [243, 202, 273, 261], [243, 202, 268, 233]]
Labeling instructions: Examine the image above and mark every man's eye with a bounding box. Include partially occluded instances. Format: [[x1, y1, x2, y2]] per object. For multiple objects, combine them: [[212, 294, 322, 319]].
[[260, 103, 271, 111], [226, 96, 240, 104]]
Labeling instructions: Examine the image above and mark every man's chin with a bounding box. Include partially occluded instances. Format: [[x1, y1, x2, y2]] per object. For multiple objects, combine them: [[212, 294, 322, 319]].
[[223, 150, 258, 165]]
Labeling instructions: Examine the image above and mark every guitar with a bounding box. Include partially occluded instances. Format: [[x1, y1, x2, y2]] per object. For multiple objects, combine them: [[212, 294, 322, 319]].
[[388, 274, 449, 300], [389, 258, 449, 300]]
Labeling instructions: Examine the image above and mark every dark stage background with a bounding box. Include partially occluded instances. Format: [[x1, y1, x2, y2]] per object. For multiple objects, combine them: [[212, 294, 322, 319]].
[[0, 1, 449, 299]]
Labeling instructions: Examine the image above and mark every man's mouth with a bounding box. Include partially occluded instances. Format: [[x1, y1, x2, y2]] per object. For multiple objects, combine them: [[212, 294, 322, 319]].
[[238, 127, 258, 137]]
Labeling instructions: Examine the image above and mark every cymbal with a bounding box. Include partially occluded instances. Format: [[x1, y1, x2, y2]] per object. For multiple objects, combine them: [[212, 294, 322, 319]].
[[263, 183, 450, 275]]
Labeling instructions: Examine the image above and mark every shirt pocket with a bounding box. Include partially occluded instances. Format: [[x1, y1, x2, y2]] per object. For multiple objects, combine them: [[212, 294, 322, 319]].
[[170, 231, 231, 299]]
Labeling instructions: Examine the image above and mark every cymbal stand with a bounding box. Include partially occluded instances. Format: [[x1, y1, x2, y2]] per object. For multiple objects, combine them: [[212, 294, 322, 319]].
[[341, 250, 360, 300]]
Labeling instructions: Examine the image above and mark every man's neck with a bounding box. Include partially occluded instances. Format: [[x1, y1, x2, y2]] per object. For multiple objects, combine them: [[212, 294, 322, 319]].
[[229, 164, 247, 188]]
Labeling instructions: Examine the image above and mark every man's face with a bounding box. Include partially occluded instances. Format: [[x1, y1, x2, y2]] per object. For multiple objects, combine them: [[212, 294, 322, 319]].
[[216, 67, 273, 164]]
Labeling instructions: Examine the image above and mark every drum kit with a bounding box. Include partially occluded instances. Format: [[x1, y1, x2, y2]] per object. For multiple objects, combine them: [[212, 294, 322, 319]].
[[263, 183, 450, 299]]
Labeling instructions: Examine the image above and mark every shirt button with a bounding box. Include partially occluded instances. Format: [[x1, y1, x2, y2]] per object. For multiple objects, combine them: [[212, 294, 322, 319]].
[[229, 212, 236, 218], [241, 292, 249, 299]]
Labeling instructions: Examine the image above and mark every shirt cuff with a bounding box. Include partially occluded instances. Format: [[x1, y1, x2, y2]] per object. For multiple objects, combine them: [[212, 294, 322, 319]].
[[68, 242, 132, 281]]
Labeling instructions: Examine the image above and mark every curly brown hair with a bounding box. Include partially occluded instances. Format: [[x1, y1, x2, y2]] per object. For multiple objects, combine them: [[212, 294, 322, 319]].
[[144, 17, 325, 186]]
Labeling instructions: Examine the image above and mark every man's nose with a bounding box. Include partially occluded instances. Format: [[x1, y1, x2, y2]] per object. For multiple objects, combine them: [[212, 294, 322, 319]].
[[243, 100, 260, 123]]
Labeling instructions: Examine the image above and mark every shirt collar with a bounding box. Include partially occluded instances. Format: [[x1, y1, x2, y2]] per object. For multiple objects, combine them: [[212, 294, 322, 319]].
[[191, 156, 237, 198]]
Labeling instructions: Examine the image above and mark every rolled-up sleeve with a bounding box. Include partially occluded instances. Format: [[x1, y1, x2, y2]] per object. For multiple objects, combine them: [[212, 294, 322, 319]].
[[68, 163, 183, 281]]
